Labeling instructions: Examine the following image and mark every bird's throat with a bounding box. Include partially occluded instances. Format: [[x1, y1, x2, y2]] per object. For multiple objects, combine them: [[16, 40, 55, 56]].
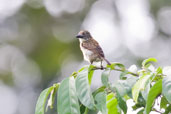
[[79, 38, 86, 43]]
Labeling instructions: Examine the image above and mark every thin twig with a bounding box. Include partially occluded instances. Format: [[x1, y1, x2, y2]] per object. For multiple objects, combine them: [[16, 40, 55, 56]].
[[152, 108, 163, 114], [92, 67, 107, 70], [92, 67, 139, 77]]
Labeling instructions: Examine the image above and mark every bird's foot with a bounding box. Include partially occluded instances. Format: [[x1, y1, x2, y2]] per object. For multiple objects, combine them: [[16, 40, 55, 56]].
[[100, 66, 104, 70]]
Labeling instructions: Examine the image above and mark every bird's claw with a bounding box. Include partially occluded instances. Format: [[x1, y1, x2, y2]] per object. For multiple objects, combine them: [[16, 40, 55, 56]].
[[100, 66, 104, 70]]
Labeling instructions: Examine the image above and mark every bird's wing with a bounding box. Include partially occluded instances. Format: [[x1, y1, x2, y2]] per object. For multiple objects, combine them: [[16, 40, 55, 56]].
[[82, 38, 105, 58]]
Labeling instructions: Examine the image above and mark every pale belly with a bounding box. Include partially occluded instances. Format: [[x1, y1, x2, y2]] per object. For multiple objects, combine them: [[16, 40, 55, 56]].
[[80, 46, 92, 62], [80, 45, 102, 63]]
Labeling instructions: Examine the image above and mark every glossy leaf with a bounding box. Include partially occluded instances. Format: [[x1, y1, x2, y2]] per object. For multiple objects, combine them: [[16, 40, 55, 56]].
[[95, 92, 107, 114], [88, 65, 95, 85], [162, 66, 171, 104], [142, 58, 157, 67], [141, 82, 150, 101], [145, 79, 162, 114], [92, 86, 106, 98], [160, 96, 168, 109], [46, 83, 59, 110], [112, 82, 126, 97], [106, 93, 119, 114], [132, 75, 151, 103], [119, 71, 129, 79], [132, 99, 145, 111], [162, 76, 171, 104], [57, 77, 80, 114], [109, 62, 125, 70], [137, 108, 144, 114], [35, 86, 54, 114], [101, 68, 111, 87], [164, 105, 171, 114], [156, 67, 162, 74], [120, 64, 138, 79], [80, 104, 86, 114], [75, 66, 95, 109], [80, 105, 88, 114], [113, 76, 138, 97], [115, 89, 127, 114]]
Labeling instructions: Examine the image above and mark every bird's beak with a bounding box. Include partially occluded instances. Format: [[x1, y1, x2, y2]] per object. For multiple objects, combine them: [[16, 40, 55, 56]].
[[76, 35, 84, 38]]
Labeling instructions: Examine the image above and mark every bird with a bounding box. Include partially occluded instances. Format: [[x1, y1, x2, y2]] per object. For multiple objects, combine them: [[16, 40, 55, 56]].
[[76, 30, 111, 68]]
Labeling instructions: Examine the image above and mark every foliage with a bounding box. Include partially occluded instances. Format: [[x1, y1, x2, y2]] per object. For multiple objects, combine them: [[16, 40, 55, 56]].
[[35, 58, 171, 114]]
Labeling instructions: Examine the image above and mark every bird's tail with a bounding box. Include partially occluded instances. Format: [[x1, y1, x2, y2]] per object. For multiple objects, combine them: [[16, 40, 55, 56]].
[[103, 58, 111, 65]]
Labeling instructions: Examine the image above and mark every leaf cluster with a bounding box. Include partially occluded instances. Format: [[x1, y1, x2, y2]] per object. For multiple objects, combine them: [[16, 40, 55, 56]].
[[35, 58, 171, 114]]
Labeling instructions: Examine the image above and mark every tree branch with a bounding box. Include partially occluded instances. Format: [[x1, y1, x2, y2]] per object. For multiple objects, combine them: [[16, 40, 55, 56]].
[[92, 67, 139, 77]]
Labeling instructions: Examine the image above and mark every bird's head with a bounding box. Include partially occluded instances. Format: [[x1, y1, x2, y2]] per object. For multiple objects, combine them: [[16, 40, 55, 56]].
[[76, 30, 92, 41]]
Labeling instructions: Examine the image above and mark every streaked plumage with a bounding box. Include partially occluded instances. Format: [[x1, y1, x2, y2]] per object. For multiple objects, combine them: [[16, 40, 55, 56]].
[[81, 38, 104, 63], [76, 30, 110, 67]]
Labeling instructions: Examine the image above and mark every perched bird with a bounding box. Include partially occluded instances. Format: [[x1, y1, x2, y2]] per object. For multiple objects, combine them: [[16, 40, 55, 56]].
[[76, 30, 111, 68]]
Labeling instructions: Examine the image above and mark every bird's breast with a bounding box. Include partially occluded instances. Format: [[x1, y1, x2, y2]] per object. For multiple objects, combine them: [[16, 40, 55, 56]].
[[80, 43, 93, 62]]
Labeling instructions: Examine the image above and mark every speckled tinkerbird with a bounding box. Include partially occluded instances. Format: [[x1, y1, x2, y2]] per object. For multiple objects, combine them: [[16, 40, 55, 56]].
[[76, 30, 111, 68]]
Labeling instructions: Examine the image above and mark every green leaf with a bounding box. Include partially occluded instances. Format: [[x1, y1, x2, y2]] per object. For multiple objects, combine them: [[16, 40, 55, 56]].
[[78, 65, 95, 85], [132, 93, 146, 111], [132, 74, 152, 103], [120, 65, 138, 79], [112, 81, 126, 97], [35, 86, 54, 114], [92, 86, 106, 98], [137, 108, 144, 114], [80, 105, 89, 114], [113, 76, 138, 97], [142, 58, 157, 67], [110, 63, 125, 70], [88, 65, 95, 85], [162, 76, 171, 104], [141, 82, 150, 101], [46, 83, 59, 110], [132, 101, 144, 111], [162, 66, 171, 104], [145, 79, 162, 114], [84, 108, 88, 114], [95, 92, 107, 114], [115, 89, 127, 114], [80, 104, 86, 114], [57, 77, 80, 114], [137, 93, 146, 107], [101, 68, 111, 87], [156, 67, 162, 74], [119, 71, 129, 79], [106, 93, 119, 114], [160, 96, 168, 109], [75, 66, 95, 110], [164, 105, 171, 114]]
